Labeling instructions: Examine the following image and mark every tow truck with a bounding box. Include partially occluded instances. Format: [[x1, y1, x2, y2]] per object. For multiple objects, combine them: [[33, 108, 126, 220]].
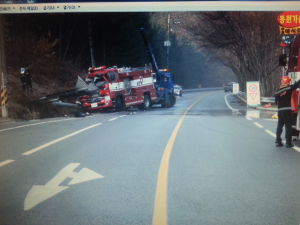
[[140, 28, 176, 108]]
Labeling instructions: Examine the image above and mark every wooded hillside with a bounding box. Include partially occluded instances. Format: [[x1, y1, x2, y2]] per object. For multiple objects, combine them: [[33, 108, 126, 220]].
[[3, 12, 282, 119]]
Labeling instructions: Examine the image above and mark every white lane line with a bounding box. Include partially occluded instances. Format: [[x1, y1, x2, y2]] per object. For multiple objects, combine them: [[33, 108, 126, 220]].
[[224, 94, 241, 114], [22, 123, 102, 156], [0, 118, 76, 133], [265, 130, 276, 138], [245, 116, 252, 121], [0, 159, 15, 167], [119, 115, 127, 118], [254, 122, 263, 128], [265, 130, 300, 152], [108, 118, 118, 121], [293, 146, 300, 153]]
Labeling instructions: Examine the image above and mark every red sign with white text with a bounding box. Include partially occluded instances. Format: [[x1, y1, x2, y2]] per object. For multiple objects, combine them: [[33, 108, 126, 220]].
[[277, 11, 300, 28]]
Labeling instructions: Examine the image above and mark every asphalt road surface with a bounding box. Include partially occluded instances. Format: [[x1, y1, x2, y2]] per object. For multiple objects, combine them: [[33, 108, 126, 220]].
[[0, 90, 300, 225]]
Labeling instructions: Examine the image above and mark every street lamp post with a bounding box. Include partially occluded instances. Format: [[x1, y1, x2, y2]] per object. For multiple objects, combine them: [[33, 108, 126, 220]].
[[167, 14, 170, 70], [164, 14, 171, 70]]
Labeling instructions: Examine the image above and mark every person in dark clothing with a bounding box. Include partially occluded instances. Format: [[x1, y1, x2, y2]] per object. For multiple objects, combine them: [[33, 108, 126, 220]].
[[20, 68, 27, 91], [275, 76, 300, 147], [25, 65, 32, 91]]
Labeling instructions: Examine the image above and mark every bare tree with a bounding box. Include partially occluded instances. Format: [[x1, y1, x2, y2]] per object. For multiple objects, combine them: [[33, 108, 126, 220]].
[[178, 11, 282, 96]]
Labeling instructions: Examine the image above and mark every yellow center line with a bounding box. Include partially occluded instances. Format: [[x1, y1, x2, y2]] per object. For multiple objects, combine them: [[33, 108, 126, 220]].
[[152, 94, 208, 225]]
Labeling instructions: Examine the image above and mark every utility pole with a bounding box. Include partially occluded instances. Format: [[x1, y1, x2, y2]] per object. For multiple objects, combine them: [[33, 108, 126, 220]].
[[164, 14, 171, 70], [88, 20, 96, 67], [167, 14, 170, 70], [0, 14, 8, 118]]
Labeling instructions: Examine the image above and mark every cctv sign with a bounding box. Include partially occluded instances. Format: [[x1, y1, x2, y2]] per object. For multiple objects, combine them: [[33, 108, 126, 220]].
[[246, 81, 261, 107]]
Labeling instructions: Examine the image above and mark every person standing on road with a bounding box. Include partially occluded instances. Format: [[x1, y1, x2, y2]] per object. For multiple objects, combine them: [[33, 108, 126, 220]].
[[275, 76, 300, 147], [25, 65, 32, 92], [20, 68, 27, 91]]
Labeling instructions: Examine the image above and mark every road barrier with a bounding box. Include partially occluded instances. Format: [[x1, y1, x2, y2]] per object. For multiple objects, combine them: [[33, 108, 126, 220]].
[[182, 87, 223, 93], [52, 102, 79, 107], [260, 97, 275, 103], [1, 86, 8, 106], [238, 91, 275, 103], [182, 88, 274, 104], [1, 72, 8, 117]]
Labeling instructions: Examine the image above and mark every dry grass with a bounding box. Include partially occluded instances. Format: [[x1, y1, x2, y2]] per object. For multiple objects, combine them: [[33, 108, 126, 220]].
[[1, 71, 82, 120]]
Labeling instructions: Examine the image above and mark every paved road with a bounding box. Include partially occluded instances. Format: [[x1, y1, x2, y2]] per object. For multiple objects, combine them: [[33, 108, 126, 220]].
[[0, 91, 300, 225]]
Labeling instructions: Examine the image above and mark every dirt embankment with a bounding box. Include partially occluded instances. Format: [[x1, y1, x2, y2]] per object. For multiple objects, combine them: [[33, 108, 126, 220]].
[[1, 72, 84, 120]]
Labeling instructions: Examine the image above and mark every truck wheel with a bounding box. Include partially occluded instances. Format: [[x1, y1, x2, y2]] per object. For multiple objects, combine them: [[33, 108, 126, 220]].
[[139, 95, 151, 110], [144, 95, 151, 110], [161, 98, 166, 108], [171, 95, 176, 107], [166, 95, 171, 108], [116, 96, 124, 112]]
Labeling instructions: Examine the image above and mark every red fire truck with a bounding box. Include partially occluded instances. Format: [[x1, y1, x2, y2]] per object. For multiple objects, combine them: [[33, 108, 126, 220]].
[[77, 65, 157, 111]]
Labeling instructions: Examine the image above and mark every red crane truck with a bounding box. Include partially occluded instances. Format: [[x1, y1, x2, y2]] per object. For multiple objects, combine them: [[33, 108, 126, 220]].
[[77, 65, 157, 111]]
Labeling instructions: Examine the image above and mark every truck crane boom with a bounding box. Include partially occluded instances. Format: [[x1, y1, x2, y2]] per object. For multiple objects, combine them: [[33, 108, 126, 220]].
[[140, 27, 176, 108], [140, 28, 159, 77]]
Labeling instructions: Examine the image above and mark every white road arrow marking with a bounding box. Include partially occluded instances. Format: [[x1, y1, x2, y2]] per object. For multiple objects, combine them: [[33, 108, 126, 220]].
[[68, 168, 104, 185], [24, 185, 69, 211], [24, 163, 104, 211]]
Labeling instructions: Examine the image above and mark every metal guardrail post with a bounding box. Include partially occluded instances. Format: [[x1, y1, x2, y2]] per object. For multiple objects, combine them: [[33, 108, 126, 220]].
[[1, 72, 8, 118]]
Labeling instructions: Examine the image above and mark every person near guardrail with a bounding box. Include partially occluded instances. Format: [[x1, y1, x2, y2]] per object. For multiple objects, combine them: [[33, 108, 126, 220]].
[[25, 65, 33, 92], [275, 76, 300, 148], [20, 68, 27, 91]]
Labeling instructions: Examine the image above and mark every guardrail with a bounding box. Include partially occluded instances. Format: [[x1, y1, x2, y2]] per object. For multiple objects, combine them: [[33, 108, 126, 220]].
[[261, 97, 275, 103], [238, 91, 275, 103], [238, 91, 247, 100], [182, 88, 275, 103], [182, 87, 223, 93], [52, 102, 79, 107]]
